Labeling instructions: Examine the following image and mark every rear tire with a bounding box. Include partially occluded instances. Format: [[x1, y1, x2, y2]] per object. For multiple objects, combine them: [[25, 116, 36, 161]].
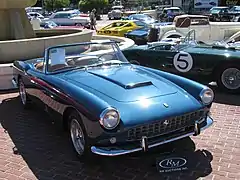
[[216, 65, 240, 93], [18, 78, 31, 109]]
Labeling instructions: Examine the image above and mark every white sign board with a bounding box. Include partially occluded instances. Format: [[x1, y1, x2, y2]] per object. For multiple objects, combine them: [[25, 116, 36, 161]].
[[49, 48, 66, 65], [194, 0, 218, 8]]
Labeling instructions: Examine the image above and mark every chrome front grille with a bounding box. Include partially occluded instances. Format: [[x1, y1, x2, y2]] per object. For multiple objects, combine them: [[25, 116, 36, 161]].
[[127, 109, 205, 141]]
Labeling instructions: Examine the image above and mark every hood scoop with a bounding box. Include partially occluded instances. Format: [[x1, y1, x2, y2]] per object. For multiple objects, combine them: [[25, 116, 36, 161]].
[[88, 71, 153, 89], [125, 81, 153, 89]]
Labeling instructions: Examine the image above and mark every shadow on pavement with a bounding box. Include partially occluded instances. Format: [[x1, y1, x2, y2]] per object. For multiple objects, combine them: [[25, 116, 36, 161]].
[[210, 86, 240, 106], [0, 96, 213, 180]]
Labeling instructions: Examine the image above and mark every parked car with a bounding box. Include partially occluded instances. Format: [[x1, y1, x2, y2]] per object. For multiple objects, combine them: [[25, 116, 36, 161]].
[[97, 20, 147, 37], [108, 5, 124, 20], [156, 14, 240, 44], [228, 6, 240, 17], [123, 30, 240, 93], [40, 21, 87, 29], [159, 7, 184, 22], [12, 41, 214, 157], [47, 11, 90, 26], [208, 7, 232, 22], [124, 22, 172, 45], [127, 14, 157, 24], [27, 12, 45, 20]]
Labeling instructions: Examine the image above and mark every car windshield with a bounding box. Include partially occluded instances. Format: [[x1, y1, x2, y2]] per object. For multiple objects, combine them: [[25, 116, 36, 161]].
[[132, 14, 151, 20], [210, 8, 223, 13], [44, 42, 129, 73], [134, 21, 148, 27], [230, 6, 240, 12]]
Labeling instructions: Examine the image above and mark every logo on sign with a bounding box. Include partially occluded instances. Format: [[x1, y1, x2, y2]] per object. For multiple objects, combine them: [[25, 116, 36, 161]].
[[159, 157, 187, 169]]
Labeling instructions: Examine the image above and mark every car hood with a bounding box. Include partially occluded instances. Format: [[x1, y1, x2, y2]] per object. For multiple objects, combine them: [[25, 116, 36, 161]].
[[62, 65, 178, 102], [126, 28, 149, 36]]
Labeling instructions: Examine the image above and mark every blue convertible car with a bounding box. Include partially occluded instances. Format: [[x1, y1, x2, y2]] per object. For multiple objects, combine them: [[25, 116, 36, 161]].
[[12, 41, 214, 157]]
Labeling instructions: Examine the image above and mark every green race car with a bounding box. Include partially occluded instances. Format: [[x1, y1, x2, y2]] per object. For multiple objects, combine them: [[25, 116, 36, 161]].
[[123, 31, 240, 93]]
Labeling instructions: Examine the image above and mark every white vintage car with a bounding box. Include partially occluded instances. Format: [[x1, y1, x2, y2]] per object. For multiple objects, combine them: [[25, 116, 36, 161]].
[[108, 6, 123, 20], [157, 14, 240, 44]]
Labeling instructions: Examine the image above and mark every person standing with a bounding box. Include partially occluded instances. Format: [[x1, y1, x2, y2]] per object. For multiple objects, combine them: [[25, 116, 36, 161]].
[[90, 9, 97, 30]]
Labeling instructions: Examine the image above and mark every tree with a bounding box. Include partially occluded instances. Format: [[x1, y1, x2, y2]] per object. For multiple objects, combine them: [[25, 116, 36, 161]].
[[44, 0, 70, 11], [79, 0, 108, 12]]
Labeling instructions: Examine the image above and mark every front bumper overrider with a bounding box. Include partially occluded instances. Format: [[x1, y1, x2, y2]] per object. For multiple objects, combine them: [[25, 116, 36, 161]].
[[91, 116, 213, 156]]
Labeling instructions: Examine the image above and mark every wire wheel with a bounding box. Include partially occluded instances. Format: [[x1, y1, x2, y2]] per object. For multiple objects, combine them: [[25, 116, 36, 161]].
[[221, 67, 240, 90], [70, 118, 85, 156]]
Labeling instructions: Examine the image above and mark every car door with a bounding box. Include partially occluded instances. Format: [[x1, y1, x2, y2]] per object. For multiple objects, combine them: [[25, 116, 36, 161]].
[[26, 67, 68, 121], [51, 13, 70, 26], [22, 68, 48, 110], [137, 45, 200, 77], [135, 45, 179, 74]]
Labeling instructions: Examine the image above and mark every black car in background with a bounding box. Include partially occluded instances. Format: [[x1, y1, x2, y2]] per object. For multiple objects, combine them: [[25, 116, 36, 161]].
[[208, 7, 232, 21]]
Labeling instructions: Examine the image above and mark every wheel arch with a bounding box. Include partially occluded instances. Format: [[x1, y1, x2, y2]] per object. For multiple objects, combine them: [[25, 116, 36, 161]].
[[212, 60, 240, 79], [161, 30, 183, 39], [62, 106, 83, 131]]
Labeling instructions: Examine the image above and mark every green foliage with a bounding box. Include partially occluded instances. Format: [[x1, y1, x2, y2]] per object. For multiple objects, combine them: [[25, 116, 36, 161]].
[[79, 0, 108, 12], [44, 0, 70, 11]]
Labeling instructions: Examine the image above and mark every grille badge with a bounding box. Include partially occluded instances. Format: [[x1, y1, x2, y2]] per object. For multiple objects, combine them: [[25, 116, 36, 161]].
[[163, 103, 169, 108]]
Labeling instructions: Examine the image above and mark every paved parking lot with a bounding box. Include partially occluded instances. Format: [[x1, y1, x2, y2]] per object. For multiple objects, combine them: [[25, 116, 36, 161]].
[[0, 87, 239, 180]]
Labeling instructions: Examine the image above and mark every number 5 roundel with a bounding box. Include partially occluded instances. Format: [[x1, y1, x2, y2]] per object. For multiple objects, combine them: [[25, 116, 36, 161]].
[[173, 51, 193, 72]]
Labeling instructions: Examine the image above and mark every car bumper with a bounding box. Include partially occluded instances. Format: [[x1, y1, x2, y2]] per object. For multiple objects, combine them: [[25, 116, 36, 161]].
[[91, 116, 213, 156]]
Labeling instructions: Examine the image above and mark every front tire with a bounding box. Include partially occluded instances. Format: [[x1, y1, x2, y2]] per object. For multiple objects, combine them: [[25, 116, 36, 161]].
[[18, 78, 30, 108], [68, 111, 89, 158], [216, 65, 240, 93]]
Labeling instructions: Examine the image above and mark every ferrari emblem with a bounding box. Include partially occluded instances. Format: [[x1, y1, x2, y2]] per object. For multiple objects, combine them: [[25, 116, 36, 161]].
[[163, 103, 169, 108], [163, 120, 169, 126]]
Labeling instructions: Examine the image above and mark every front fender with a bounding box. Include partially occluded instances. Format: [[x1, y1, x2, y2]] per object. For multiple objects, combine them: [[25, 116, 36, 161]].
[[140, 66, 208, 102], [45, 76, 110, 121], [160, 30, 183, 40]]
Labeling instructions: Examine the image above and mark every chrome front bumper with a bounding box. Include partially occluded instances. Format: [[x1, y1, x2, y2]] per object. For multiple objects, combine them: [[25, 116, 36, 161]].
[[91, 116, 213, 156]]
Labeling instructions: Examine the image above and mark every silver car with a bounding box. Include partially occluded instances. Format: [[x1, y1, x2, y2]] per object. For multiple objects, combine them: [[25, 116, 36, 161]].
[[48, 11, 90, 26]]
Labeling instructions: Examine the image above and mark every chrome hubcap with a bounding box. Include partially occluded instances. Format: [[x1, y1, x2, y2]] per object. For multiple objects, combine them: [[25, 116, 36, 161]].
[[70, 119, 85, 155], [19, 81, 27, 105], [221, 68, 240, 90]]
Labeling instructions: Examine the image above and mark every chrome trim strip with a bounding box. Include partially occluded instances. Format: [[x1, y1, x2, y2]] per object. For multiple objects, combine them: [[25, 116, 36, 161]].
[[91, 116, 213, 156], [12, 79, 18, 88], [12, 65, 24, 73]]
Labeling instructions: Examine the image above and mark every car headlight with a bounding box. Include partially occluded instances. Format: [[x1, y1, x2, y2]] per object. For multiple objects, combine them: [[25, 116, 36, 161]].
[[200, 88, 214, 105], [99, 108, 120, 130]]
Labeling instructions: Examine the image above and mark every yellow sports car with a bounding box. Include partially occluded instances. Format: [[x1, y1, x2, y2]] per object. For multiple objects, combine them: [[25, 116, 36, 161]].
[[97, 20, 147, 37]]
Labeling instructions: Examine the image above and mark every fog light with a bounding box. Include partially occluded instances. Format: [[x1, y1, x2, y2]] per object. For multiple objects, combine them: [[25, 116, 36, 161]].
[[109, 137, 116, 144]]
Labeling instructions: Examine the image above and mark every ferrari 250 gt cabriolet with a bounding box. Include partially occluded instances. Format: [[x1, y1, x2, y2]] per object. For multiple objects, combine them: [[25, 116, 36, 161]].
[[12, 41, 214, 157]]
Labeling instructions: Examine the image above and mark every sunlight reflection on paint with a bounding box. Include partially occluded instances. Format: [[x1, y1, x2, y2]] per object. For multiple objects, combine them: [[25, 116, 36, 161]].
[[138, 97, 152, 108], [224, 53, 230, 58]]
